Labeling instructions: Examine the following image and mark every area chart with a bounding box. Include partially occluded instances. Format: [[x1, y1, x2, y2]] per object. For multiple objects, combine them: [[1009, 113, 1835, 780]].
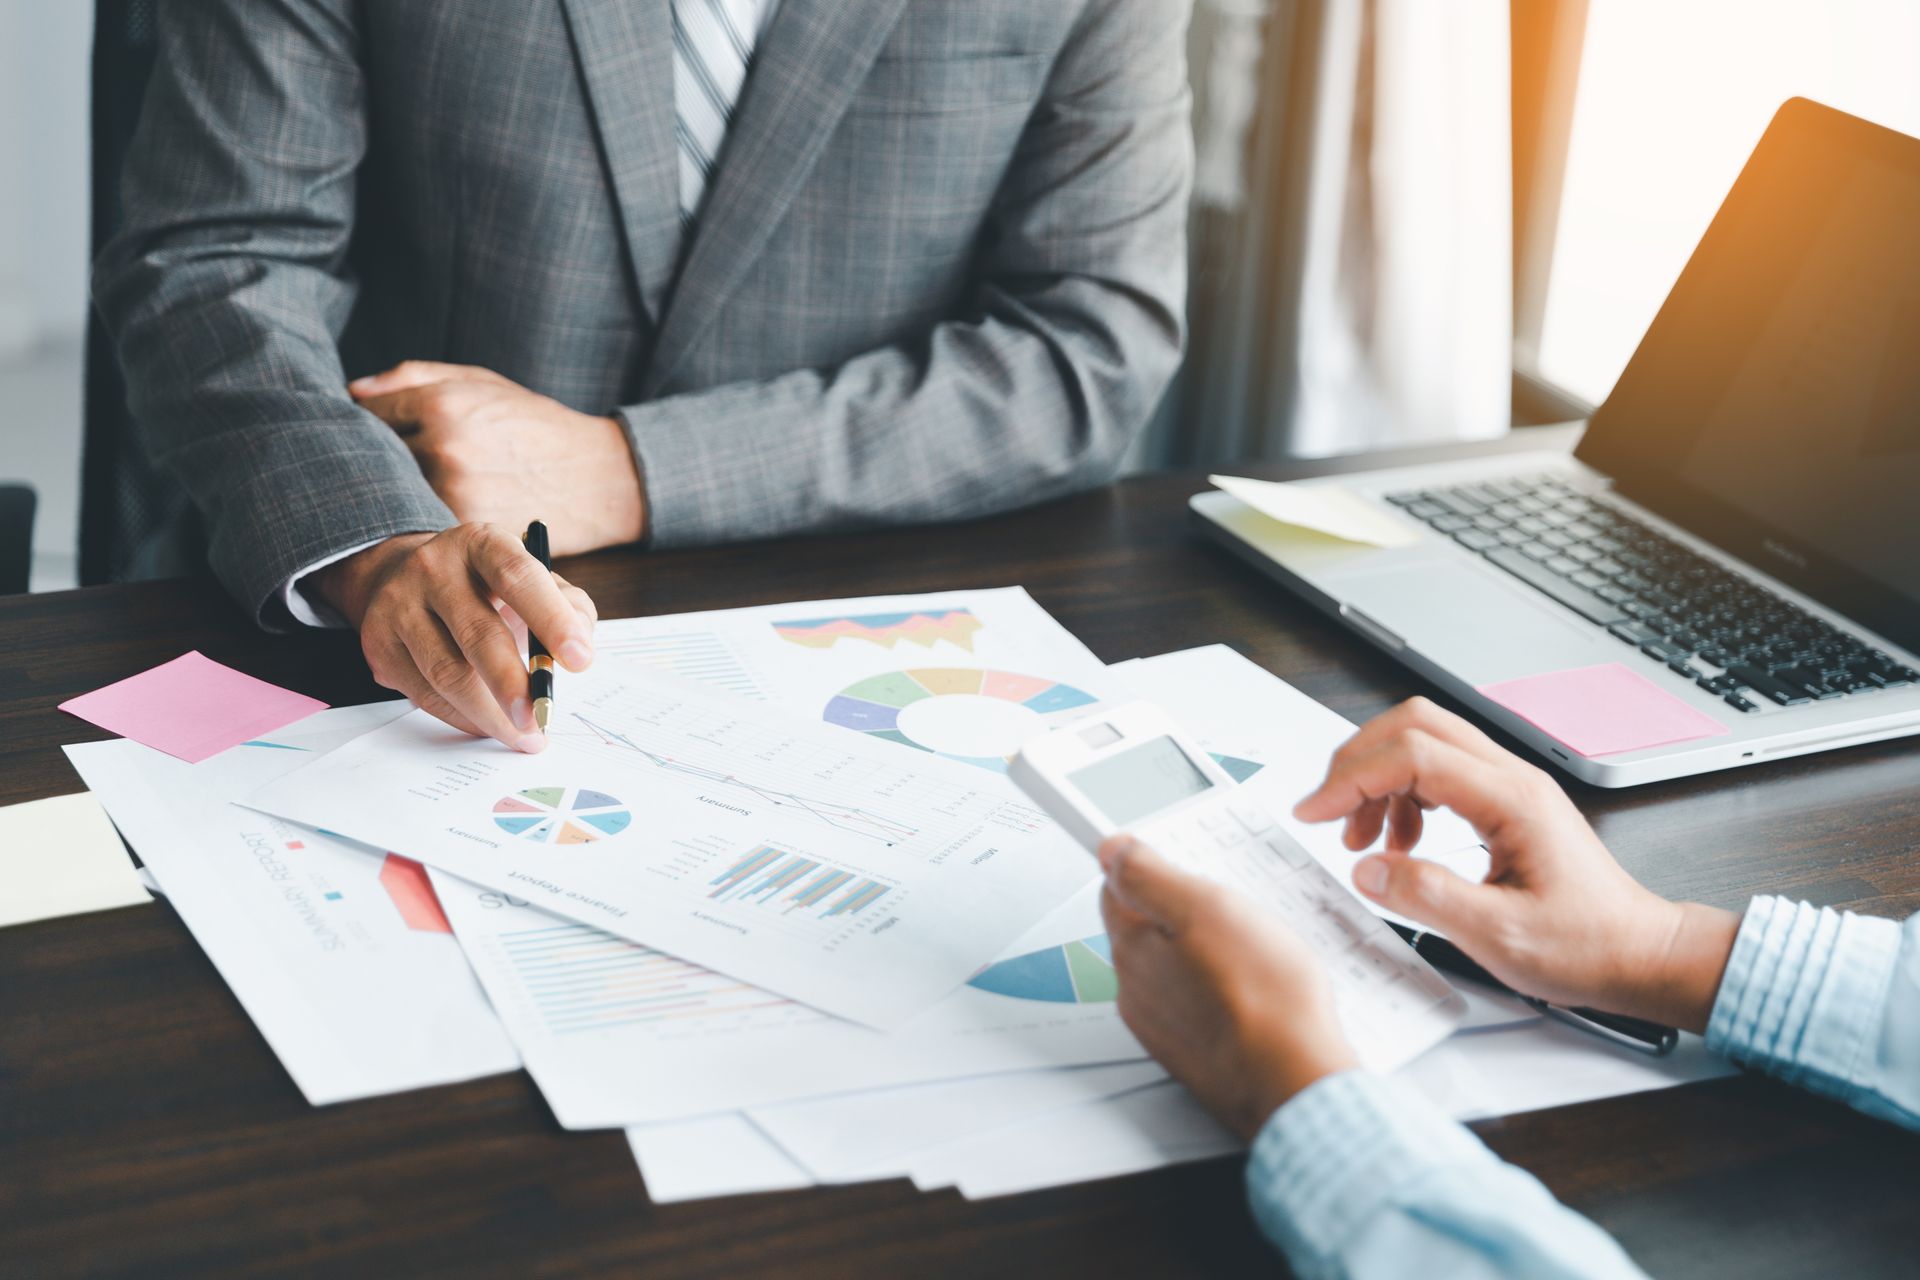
[[773, 609, 983, 652]]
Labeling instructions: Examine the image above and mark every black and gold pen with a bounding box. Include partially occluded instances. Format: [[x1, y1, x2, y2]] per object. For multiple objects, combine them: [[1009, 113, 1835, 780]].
[[523, 520, 555, 731]]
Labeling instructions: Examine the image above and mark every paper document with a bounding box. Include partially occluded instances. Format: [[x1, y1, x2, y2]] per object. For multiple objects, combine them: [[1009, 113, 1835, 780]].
[[621, 1062, 1165, 1201], [747, 1059, 1166, 1183], [1450, 981, 1541, 1032], [431, 871, 1146, 1127], [623, 1016, 1735, 1205], [1210, 475, 1421, 548], [0, 792, 150, 928], [592, 587, 1120, 772], [911, 1079, 1239, 1198], [65, 704, 521, 1105], [628, 1114, 815, 1203], [904, 1024, 1733, 1201], [59, 651, 328, 763], [248, 666, 1098, 1027], [404, 590, 1144, 1123], [1412, 1021, 1735, 1123]]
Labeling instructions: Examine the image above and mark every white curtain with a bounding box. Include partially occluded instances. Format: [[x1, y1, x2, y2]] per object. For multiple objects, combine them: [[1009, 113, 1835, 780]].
[[0, 5, 92, 358], [1137, 0, 1512, 467]]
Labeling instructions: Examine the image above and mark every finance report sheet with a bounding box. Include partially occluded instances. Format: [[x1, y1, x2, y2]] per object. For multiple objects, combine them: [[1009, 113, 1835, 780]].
[[246, 668, 1099, 1027]]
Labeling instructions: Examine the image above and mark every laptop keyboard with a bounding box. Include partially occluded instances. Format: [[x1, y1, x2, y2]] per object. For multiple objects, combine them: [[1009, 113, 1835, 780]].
[[1386, 475, 1917, 713]]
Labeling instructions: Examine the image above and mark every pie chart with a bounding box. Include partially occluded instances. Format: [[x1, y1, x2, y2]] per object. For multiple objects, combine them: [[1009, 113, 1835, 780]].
[[821, 668, 1099, 771], [968, 935, 1118, 1004], [491, 787, 632, 845]]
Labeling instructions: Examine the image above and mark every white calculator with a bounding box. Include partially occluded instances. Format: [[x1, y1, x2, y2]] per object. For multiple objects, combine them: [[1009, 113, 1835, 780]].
[[1010, 702, 1466, 1072]]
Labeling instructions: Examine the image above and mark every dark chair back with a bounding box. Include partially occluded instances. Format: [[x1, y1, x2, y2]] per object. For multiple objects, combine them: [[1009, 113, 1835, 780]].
[[0, 485, 35, 595], [82, 0, 196, 585]]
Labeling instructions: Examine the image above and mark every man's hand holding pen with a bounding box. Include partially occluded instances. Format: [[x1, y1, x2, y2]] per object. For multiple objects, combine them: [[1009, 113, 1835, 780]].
[[314, 523, 596, 753]]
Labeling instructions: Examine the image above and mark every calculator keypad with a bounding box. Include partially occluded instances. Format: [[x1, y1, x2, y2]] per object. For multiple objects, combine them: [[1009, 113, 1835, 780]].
[[1135, 792, 1462, 1069]]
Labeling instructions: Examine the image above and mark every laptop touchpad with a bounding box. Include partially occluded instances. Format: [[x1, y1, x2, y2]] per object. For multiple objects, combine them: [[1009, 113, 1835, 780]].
[[1332, 560, 1617, 686]]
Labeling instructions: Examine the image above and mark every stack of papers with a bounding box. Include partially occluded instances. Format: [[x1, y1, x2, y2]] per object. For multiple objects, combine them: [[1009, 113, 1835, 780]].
[[63, 589, 1734, 1207], [66, 703, 521, 1103]]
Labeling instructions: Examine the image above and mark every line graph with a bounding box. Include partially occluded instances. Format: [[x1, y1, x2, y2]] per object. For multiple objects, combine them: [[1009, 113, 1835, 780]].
[[540, 679, 1053, 862], [567, 713, 920, 845]]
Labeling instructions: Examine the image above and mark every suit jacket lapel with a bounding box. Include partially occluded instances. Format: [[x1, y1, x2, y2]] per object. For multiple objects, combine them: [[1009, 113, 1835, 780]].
[[558, 0, 680, 325], [643, 0, 913, 396]]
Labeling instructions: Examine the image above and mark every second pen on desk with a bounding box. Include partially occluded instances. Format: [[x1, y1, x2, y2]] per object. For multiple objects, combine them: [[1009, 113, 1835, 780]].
[[1389, 921, 1679, 1055], [523, 520, 555, 731]]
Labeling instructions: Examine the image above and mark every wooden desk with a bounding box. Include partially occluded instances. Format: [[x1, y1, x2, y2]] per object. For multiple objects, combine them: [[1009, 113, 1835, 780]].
[[5, 428, 1918, 1278]]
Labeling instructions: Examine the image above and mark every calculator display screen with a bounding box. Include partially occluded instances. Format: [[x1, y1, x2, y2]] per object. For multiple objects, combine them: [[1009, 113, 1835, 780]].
[[1069, 736, 1215, 827]]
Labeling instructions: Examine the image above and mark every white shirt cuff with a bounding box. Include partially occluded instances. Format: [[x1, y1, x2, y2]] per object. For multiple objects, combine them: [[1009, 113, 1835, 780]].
[[278, 538, 387, 629]]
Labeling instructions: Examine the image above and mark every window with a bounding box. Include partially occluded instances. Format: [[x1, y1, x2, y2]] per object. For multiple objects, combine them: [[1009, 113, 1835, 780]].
[[1525, 1, 1920, 409]]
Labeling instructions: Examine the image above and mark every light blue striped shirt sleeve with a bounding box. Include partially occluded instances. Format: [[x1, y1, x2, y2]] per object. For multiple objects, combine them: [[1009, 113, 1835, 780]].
[[1245, 899, 1920, 1277], [1706, 896, 1919, 1130], [1246, 1070, 1649, 1279]]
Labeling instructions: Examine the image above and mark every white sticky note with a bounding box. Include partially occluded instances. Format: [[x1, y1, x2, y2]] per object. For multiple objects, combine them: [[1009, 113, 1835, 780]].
[[0, 792, 151, 928], [1209, 474, 1421, 548]]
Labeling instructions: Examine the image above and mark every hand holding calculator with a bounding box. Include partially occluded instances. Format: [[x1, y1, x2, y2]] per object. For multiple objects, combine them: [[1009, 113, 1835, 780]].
[[1011, 702, 1466, 1072]]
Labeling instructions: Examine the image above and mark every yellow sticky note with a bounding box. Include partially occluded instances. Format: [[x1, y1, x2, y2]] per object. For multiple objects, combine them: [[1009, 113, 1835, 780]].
[[0, 792, 151, 928], [1209, 474, 1421, 548]]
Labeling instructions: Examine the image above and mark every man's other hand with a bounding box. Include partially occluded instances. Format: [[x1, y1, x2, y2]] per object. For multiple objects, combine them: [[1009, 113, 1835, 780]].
[[314, 525, 597, 751], [350, 362, 647, 555]]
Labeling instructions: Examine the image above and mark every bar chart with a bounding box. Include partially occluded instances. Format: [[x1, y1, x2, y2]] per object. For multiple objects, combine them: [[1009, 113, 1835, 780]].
[[496, 919, 815, 1038], [708, 845, 896, 920], [593, 629, 767, 702]]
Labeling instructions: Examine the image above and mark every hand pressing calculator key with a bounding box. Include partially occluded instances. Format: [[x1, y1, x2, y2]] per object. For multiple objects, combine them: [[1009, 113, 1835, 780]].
[[1011, 702, 1466, 1073]]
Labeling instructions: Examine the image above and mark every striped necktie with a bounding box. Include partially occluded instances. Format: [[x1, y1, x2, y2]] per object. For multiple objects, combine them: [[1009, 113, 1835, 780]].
[[672, 0, 772, 239]]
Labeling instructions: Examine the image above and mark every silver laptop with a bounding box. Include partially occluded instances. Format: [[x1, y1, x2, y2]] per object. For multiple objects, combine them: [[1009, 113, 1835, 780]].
[[1192, 99, 1920, 787]]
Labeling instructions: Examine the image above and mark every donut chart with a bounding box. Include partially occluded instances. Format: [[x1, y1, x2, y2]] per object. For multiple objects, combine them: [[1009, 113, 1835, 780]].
[[822, 668, 1098, 771], [491, 786, 632, 845]]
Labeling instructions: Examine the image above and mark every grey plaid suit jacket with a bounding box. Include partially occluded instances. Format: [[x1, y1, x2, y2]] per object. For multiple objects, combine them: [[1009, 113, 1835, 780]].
[[94, 0, 1192, 627]]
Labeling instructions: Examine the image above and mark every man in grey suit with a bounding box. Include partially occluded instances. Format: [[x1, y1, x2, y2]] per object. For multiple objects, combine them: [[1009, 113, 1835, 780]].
[[95, 0, 1192, 752]]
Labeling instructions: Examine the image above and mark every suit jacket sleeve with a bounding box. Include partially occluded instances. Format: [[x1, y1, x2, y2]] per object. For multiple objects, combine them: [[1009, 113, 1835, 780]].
[[625, 0, 1194, 546], [92, 0, 452, 628]]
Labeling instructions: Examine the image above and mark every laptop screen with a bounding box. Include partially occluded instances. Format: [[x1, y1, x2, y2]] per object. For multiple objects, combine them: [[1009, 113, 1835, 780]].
[[1577, 99, 1920, 655]]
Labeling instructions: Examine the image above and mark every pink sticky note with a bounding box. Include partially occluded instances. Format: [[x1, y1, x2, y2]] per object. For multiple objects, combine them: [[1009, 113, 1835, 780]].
[[59, 651, 328, 764], [1478, 662, 1730, 758]]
